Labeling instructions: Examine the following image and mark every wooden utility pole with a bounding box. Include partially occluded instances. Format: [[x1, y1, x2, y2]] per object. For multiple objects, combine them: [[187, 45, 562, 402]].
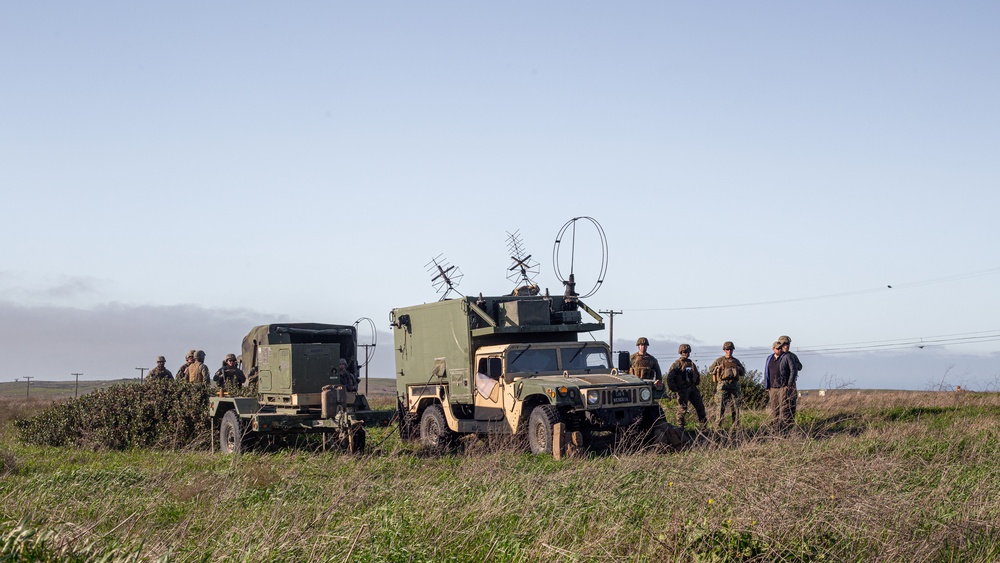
[[72, 373, 83, 398], [135, 367, 147, 381], [23, 376, 33, 398]]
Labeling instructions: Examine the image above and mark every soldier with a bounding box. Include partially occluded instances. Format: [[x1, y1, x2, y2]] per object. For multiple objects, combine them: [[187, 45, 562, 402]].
[[338, 358, 360, 392], [777, 335, 802, 418], [146, 356, 173, 381], [666, 343, 707, 428], [185, 350, 211, 386], [176, 350, 195, 380], [628, 337, 662, 381], [213, 353, 246, 388], [708, 342, 745, 427]]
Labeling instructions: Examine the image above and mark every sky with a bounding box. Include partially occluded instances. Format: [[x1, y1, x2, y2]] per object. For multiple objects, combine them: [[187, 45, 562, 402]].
[[2, 2, 999, 389]]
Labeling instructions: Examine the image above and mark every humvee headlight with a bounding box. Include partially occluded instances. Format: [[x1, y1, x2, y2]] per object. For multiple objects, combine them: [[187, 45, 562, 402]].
[[586, 390, 600, 406], [558, 386, 569, 397], [640, 388, 652, 402]]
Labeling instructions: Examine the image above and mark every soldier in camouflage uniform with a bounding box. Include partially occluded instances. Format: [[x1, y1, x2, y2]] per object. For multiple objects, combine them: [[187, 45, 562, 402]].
[[176, 350, 195, 381], [628, 337, 662, 381], [666, 344, 707, 428], [213, 353, 246, 388], [708, 342, 745, 427], [777, 335, 802, 419], [146, 356, 173, 381], [185, 350, 211, 386]]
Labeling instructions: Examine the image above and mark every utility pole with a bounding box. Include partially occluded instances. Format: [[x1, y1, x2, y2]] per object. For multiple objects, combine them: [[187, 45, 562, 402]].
[[72, 373, 83, 398], [23, 376, 33, 398], [358, 343, 375, 396], [135, 367, 147, 381], [599, 309, 623, 358]]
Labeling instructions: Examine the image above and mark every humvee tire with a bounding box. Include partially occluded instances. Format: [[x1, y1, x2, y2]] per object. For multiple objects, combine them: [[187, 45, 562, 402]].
[[528, 405, 561, 455], [419, 405, 454, 450]]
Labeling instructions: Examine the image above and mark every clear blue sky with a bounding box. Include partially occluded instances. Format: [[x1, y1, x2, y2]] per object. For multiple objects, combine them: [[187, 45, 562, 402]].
[[2, 2, 999, 387]]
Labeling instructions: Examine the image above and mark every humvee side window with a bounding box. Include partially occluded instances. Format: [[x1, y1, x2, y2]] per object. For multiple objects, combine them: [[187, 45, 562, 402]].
[[477, 357, 503, 379]]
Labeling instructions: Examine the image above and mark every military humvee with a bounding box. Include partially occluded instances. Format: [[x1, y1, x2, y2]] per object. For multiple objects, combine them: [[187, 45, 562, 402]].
[[391, 293, 667, 455], [208, 323, 392, 454]]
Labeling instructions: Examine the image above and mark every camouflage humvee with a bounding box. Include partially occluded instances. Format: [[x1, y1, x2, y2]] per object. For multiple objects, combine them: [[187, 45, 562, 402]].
[[392, 294, 668, 455]]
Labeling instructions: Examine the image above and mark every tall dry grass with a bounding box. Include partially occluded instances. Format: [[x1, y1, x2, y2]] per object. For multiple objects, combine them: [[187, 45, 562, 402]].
[[1, 391, 998, 561]]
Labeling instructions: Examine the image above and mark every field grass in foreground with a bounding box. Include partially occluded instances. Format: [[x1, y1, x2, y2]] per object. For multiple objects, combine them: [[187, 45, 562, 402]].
[[1, 391, 999, 562]]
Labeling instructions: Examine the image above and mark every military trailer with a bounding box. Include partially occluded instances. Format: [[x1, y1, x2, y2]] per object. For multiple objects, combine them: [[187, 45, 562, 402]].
[[391, 294, 667, 455], [208, 323, 391, 454]]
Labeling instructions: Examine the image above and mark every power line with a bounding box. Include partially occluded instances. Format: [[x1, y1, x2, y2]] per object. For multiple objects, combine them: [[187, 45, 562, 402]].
[[626, 266, 1000, 312], [735, 329, 1000, 360]]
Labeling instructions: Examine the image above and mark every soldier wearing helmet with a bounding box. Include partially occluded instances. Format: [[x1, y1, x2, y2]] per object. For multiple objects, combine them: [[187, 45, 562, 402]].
[[666, 343, 707, 428], [708, 342, 745, 427], [628, 337, 662, 382], [146, 355, 174, 381], [213, 353, 246, 389], [185, 350, 211, 386], [176, 350, 196, 382]]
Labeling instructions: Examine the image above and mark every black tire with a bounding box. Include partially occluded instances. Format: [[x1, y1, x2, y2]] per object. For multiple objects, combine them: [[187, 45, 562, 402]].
[[527, 405, 561, 455], [419, 404, 454, 450], [347, 426, 366, 454], [220, 410, 247, 454], [638, 404, 665, 431]]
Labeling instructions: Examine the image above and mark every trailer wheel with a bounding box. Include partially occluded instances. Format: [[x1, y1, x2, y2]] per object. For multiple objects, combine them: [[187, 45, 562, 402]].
[[220, 410, 248, 454], [419, 405, 454, 450], [347, 426, 366, 454], [527, 405, 561, 455]]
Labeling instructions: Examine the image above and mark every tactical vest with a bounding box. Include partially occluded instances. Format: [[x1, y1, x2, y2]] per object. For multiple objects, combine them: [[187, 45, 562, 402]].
[[186, 361, 205, 384], [719, 358, 740, 381], [630, 353, 657, 380]]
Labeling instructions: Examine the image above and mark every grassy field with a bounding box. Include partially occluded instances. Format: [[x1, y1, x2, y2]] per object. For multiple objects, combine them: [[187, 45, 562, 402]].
[[1, 387, 998, 562]]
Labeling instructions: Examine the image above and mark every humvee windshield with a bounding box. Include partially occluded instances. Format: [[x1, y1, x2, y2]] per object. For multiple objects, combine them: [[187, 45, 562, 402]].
[[560, 345, 610, 371], [506, 345, 611, 374]]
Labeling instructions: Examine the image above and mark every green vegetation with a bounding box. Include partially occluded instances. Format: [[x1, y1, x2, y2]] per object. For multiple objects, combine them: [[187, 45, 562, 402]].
[[13, 381, 210, 450], [1, 388, 998, 561]]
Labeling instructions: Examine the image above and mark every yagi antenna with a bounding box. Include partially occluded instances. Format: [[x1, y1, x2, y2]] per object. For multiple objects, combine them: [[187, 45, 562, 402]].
[[425, 254, 464, 300], [506, 230, 540, 294]]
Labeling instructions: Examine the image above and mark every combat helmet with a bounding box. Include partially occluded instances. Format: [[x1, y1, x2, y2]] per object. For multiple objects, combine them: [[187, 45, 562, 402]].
[[636, 337, 649, 346], [186, 349, 196, 361], [225, 353, 237, 362], [678, 343, 692, 354], [195, 350, 206, 361], [156, 355, 166, 362], [777, 335, 792, 345], [722, 341, 735, 351]]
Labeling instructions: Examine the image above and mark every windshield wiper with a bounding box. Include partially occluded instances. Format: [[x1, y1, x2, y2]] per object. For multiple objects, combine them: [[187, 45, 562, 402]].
[[509, 344, 533, 369], [566, 342, 588, 366]]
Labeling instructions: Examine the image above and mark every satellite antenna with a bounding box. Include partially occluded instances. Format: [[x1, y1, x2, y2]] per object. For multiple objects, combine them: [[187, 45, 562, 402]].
[[425, 254, 464, 300], [505, 230, 540, 294], [552, 216, 609, 300]]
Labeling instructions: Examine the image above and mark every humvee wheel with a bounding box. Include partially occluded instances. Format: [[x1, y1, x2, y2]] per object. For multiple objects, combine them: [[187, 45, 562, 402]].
[[527, 405, 561, 455], [220, 410, 247, 454], [419, 405, 454, 450]]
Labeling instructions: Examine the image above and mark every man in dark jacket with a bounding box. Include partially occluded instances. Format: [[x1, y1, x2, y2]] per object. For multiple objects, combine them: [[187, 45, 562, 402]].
[[764, 341, 798, 426]]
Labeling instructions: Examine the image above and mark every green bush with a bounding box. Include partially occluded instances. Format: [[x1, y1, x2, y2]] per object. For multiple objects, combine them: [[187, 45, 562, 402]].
[[13, 381, 210, 450]]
